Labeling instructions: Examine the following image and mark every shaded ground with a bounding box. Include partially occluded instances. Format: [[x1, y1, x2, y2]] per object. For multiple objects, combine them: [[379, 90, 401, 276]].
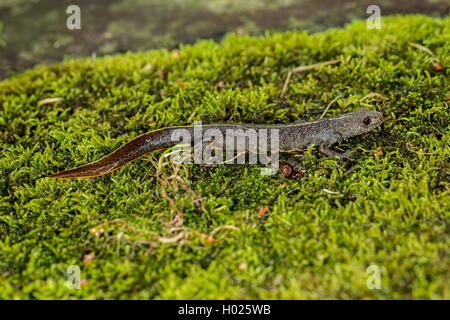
[[0, 0, 449, 78]]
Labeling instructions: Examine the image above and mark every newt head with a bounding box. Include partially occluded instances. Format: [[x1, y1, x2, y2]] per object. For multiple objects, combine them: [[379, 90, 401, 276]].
[[332, 107, 383, 139]]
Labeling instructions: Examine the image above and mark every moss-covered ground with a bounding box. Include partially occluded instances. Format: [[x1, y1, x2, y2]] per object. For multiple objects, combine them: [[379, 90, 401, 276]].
[[0, 15, 449, 299]]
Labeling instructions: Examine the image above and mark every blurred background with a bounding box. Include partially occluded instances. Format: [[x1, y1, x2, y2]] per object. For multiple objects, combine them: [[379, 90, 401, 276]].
[[0, 0, 448, 79]]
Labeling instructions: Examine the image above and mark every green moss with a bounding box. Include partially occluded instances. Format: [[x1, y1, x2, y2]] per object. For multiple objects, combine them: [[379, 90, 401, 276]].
[[0, 15, 449, 299]]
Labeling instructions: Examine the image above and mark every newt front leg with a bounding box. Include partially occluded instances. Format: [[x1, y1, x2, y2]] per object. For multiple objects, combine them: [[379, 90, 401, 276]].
[[318, 143, 351, 159]]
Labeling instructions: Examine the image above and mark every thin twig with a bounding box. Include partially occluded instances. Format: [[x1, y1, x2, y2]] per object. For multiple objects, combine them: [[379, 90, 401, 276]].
[[319, 95, 341, 119], [209, 225, 239, 237], [360, 102, 376, 109], [406, 142, 438, 155], [360, 92, 388, 102], [408, 42, 437, 58], [281, 59, 340, 98], [280, 71, 293, 98]]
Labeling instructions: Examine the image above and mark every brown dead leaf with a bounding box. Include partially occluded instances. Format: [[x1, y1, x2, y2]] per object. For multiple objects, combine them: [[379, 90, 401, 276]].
[[258, 205, 269, 218], [80, 279, 88, 287], [157, 68, 164, 78], [432, 62, 443, 71], [217, 81, 227, 89], [372, 147, 383, 157], [141, 63, 153, 72], [236, 28, 245, 36], [90, 226, 104, 238], [83, 253, 95, 263]]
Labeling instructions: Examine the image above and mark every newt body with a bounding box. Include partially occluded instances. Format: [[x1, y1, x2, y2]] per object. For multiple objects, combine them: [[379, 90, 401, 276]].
[[49, 107, 382, 179]]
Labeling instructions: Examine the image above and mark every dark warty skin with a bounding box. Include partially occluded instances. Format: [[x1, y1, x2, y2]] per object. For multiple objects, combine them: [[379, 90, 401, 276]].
[[49, 107, 383, 179]]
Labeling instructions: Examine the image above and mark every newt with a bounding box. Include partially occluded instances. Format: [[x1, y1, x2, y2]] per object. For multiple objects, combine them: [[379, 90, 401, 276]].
[[49, 107, 383, 179]]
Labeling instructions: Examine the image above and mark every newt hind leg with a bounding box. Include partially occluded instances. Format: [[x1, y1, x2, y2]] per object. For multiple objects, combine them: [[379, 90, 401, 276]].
[[318, 143, 351, 160]]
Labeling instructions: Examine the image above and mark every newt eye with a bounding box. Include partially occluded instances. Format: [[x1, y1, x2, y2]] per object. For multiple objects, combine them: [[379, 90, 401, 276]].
[[363, 116, 371, 126]]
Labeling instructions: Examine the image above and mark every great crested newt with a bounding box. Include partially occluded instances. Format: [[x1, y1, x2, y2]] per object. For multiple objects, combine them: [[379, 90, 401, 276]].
[[49, 107, 383, 179]]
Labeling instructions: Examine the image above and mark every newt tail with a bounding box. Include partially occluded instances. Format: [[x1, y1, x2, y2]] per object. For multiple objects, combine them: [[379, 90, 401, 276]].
[[48, 127, 183, 179]]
